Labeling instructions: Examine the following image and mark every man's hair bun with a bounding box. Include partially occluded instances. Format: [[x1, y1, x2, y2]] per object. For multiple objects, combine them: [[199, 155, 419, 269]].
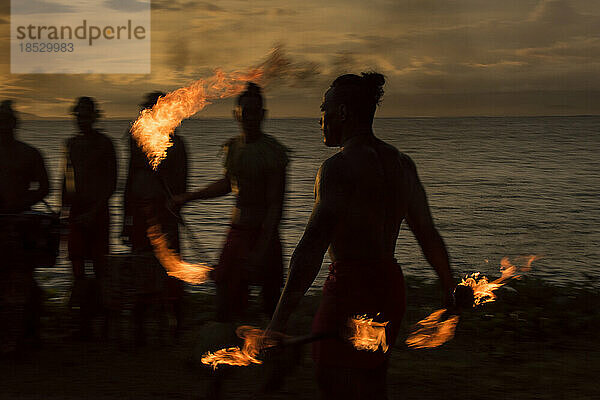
[[360, 72, 385, 105]]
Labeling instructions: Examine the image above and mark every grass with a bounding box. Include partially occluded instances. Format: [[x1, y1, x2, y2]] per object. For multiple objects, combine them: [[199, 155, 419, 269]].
[[1, 276, 599, 399]]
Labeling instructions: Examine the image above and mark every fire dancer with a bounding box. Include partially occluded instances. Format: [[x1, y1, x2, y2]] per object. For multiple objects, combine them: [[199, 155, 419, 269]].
[[0, 100, 49, 353], [62, 97, 117, 281], [122, 92, 188, 343], [122, 92, 188, 254], [266, 73, 456, 399], [173, 82, 289, 321]]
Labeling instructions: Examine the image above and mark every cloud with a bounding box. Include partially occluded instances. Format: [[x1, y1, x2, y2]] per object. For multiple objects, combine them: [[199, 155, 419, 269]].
[[530, 0, 578, 22], [1, 0, 599, 117], [104, 0, 150, 13], [11, 0, 76, 15], [152, 0, 224, 12]]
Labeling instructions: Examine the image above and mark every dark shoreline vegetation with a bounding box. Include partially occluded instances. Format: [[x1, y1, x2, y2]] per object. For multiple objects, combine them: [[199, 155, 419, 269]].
[[2, 276, 599, 399]]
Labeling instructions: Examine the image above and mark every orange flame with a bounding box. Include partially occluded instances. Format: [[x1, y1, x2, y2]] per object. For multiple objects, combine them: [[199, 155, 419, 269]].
[[459, 255, 539, 306], [131, 68, 263, 169], [147, 224, 212, 285], [347, 315, 389, 352], [406, 255, 539, 349], [201, 326, 279, 369], [405, 309, 460, 349]]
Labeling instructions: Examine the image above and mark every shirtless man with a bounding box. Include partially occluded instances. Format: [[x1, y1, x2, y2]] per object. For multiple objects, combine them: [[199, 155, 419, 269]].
[[267, 73, 455, 399], [174, 82, 288, 321], [0, 100, 49, 214], [62, 97, 117, 281], [0, 100, 49, 353]]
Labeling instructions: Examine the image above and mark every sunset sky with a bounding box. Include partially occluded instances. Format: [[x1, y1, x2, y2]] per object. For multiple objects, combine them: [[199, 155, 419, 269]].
[[1, 0, 599, 118]]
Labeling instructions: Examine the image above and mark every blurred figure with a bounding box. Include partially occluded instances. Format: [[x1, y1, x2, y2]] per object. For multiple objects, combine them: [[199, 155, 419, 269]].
[[62, 97, 117, 281], [122, 92, 188, 253], [267, 73, 455, 399], [174, 82, 289, 322], [0, 100, 49, 213], [122, 92, 188, 343], [0, 100, 49, 354], [62, 97, 116, 340]]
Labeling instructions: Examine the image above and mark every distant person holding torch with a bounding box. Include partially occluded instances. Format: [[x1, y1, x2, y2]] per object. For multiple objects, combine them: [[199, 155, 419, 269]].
[[266, 73, 456, 399]]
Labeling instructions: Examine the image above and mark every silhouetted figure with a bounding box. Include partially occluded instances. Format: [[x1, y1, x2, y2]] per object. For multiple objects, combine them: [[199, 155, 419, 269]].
[[0, 101, 49, 213], [267, 73, 456, 399], [174, 83, 289, 321], [62, 97, 117, 281], [0, 100, 49, 354], [122, 92, 188, 344], [122, 92, 188, 253], [61, 97, 116, 340]]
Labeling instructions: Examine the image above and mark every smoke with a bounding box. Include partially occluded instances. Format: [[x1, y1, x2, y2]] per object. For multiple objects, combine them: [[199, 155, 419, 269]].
[[255, 44, 322, 88]]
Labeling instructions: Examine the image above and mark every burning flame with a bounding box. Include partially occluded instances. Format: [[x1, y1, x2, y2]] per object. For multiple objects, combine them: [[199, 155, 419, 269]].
[[201, 326, 279, 369], [147, 224, 212, 285], [460, 255, 539, 306], [406, 255, 539, 349], [131, 68, 263, 169], [404, 309, 460, 349], [347, 315, 389, 352]]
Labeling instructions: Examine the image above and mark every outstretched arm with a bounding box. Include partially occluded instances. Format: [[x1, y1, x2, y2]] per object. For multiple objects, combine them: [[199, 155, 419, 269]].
[[406, 178, 455, 306], [269, 158, 344, 332], [183, 176, 231, 202]]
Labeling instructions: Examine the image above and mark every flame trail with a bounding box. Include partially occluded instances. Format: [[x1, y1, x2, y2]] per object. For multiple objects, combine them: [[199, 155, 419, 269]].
[[405, 310, 460, 349], [347, 315, 389, 352], [130, 45, 321, 169], [463, 255, 539, 306], [406, 255, 539, 349], [201, 326, 279, 369], [203, 316, 392, 370], [147, 224, 212, 285], [131, 68, 263, 169]]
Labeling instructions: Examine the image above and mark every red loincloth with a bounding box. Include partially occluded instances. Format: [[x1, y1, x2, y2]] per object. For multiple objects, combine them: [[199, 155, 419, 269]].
[[213, 225, 283, 317], [312, 259, 406, 369]]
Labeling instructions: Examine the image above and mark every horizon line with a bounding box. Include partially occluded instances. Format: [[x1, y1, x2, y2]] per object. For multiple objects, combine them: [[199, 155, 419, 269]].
[[17, 114, 600, 121]]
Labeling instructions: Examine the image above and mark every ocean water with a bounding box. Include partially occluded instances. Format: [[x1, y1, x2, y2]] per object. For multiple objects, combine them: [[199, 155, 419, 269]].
[[18, 116, 600, 294]]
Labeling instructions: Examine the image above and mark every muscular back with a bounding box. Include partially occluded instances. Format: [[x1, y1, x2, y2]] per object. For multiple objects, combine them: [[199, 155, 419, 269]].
[[320, 135, 418, 262]]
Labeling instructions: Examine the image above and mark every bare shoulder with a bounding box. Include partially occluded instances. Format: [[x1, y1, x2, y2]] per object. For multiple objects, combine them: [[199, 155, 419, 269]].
[[375, 138, 417, 171], [318, 152, 346, 181], [315, 152, 349, 197]]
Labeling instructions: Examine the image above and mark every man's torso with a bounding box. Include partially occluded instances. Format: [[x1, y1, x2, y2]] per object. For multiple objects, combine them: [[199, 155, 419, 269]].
[[326, 135, 418, 262], [224, 134, 288, 229], [66, 131, 115, 211], [0, 140, 44, 213]]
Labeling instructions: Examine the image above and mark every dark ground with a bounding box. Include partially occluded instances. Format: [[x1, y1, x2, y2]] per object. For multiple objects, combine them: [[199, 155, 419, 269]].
[[2, 277, 599, 400]]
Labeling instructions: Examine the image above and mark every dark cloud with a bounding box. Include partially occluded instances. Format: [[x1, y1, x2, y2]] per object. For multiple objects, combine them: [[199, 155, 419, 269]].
[[11, 0, 76, 15], [530, 0, 578, 22], [104, 0, 150, 13], [272, 8, 298, 16], [1, 0, 599, 117], [152, 0, 224, 12]]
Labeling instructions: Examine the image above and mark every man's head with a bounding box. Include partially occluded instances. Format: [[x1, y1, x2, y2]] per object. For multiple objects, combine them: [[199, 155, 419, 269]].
[[72, 96, 100, 132], [320, 72, 385, 147], [234, 82, 265, 135], [0, 100, 18, 141]]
